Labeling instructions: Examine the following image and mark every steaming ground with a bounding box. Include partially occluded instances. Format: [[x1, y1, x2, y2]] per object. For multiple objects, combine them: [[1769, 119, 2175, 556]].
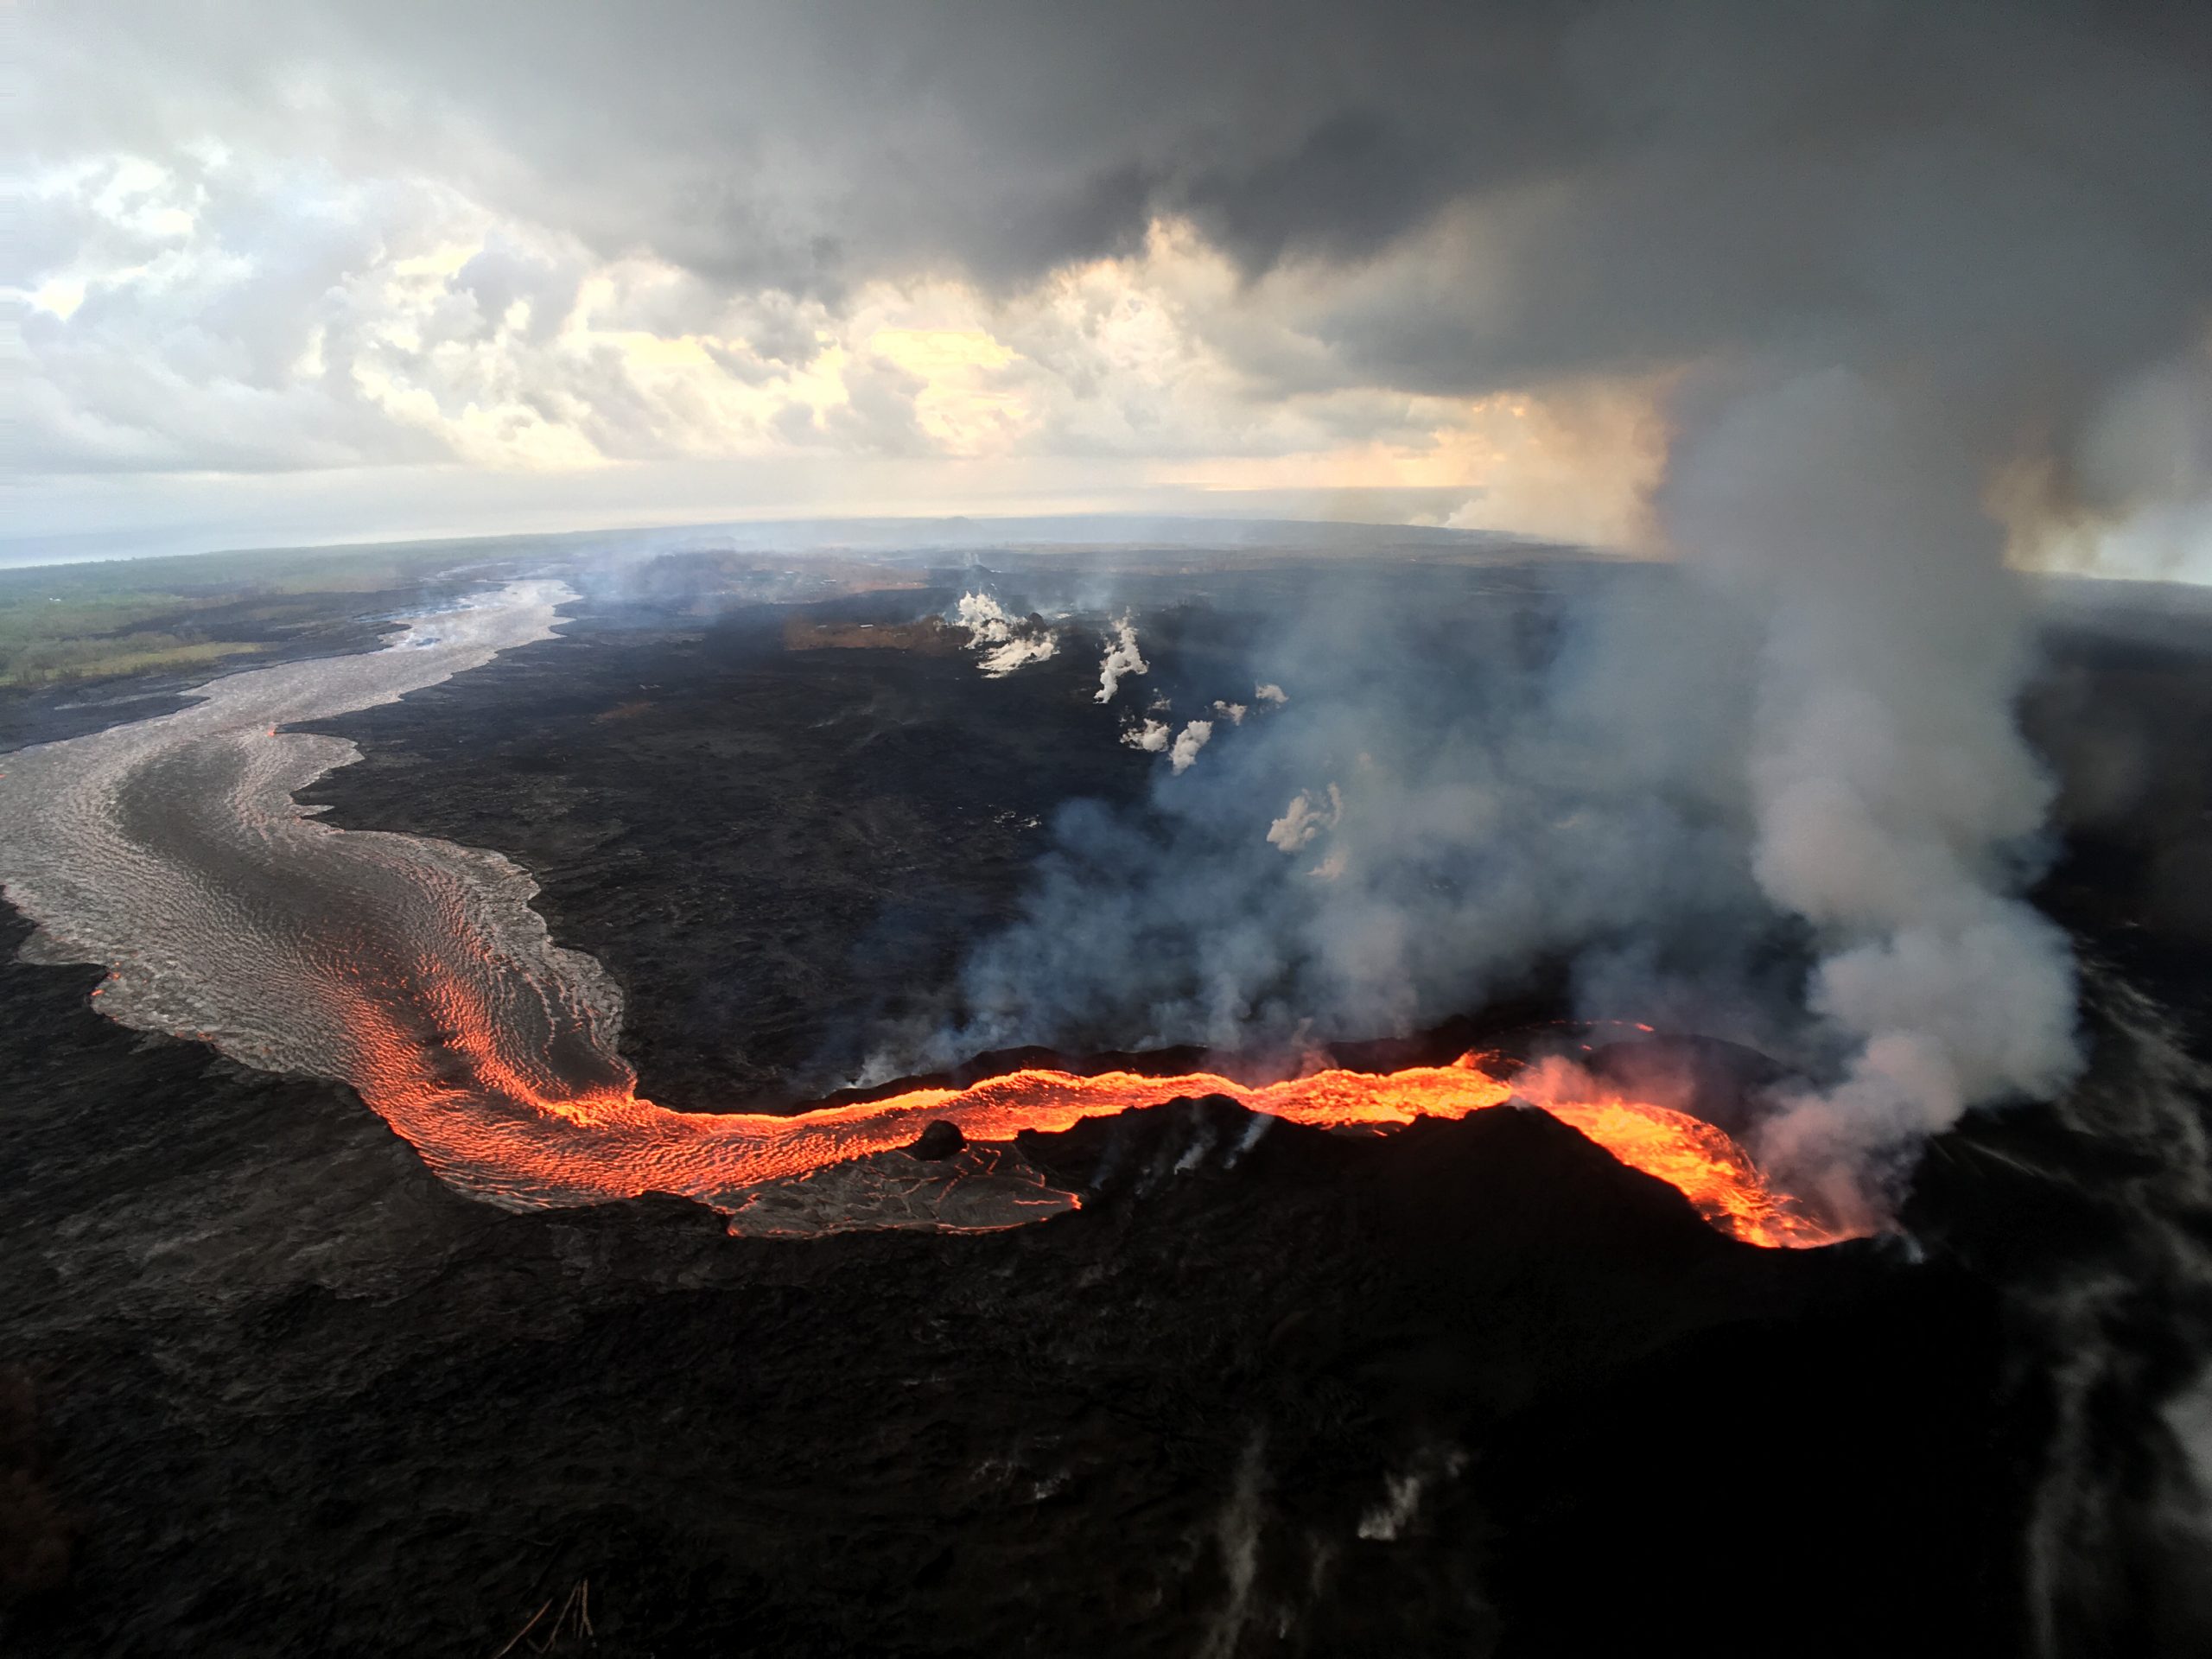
[[2, 546, 2209, 1651]]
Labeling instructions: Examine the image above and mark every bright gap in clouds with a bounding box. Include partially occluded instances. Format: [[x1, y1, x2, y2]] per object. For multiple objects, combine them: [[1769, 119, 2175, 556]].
[[5, 149, 1665, 559]]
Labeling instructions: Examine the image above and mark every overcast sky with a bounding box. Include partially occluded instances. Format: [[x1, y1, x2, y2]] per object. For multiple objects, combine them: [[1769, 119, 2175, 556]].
[[6, 1, 2209, 573]]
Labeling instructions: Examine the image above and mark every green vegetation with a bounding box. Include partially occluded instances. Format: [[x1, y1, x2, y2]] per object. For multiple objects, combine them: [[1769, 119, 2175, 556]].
[[0, 540, 504, 689], [0, 634, 270, 688]]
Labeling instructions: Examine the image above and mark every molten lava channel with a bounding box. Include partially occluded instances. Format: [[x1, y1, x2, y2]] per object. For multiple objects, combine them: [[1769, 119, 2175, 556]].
[[344, 984, 1844, 1249]]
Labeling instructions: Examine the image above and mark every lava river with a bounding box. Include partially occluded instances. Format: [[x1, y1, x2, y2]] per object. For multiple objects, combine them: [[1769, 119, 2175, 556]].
[[0, 581, 1845, 1249]]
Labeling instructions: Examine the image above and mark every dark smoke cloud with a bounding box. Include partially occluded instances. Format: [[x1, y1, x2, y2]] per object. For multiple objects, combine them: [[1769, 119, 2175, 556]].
[[23, 4, 2209, 383]]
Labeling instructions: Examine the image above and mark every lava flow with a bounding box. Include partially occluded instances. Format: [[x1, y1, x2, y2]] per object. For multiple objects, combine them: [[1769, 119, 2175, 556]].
[[337, 965, 1844, 1248]]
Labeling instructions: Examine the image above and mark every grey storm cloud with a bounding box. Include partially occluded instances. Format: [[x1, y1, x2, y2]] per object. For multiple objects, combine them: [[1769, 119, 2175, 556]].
[[19, 2, 2212, 404], [14, 1, 2212, 509]]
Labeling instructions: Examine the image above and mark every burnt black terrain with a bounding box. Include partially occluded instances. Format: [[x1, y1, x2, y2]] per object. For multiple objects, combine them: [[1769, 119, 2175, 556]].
[[3, 556, 2209, 1656]]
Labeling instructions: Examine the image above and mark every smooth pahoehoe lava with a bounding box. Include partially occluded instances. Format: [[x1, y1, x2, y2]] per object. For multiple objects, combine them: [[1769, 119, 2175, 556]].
[[0, 583, 1844, 1248]]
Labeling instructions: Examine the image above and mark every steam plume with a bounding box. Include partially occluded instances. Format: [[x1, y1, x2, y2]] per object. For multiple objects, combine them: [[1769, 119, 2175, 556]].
[[1664, 371, 2082, 1221], [1267, 785, 1341, 853], [954, 592, 1058, 677], [1122, 717, 1172, 753], [1096, 616, 1147, 702], [1169, 720, 1214, 774]]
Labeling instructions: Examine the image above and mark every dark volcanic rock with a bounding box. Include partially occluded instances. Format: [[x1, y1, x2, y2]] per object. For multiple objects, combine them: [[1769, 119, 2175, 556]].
[[907, 1119, 967, 1160], [0, 1366, 73, 1605]]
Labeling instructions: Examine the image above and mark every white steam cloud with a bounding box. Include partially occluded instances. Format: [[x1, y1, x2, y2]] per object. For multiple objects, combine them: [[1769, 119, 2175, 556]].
[[1122, 716, 1171, 753], [1267, 785, 1342, 853], [954, 592, 1058, 677], [1669, 370, 2082, 1224], [1095, 616, 1147, 702], [1168, 720, 1213, 774], [924, 568, 1789, 1078]]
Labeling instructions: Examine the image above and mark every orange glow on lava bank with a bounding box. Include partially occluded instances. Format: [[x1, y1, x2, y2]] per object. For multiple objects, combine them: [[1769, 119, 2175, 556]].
[[335, 976, 1846, 1249]]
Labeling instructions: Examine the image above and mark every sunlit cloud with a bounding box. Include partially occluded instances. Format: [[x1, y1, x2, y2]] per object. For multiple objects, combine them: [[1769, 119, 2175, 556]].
[[8, 2, 2209, 575], [7, 151, 1670, 548]]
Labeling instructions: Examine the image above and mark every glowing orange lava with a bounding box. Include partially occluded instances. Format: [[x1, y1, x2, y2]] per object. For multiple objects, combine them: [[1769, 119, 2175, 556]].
[[331, 960, 1844, 1249]]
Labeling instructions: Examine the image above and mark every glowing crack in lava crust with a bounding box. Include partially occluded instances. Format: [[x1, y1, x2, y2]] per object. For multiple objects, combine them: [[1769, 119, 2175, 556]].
[[0, 582, 1844, 1250]]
